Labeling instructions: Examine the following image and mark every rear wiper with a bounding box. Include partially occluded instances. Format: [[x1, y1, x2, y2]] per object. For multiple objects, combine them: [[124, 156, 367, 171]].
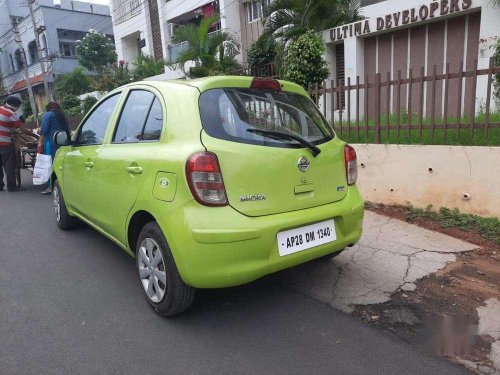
[[247, 129, 321, 157]]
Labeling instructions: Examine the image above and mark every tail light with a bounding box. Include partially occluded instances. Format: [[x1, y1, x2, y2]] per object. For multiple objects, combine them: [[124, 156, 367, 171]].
[[186, 152, 228, 206], [344, 145, 358, 186]]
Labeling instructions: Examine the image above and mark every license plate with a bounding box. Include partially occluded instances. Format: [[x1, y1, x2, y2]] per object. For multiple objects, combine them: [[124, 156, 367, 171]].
[[277, 220, 336, 257]]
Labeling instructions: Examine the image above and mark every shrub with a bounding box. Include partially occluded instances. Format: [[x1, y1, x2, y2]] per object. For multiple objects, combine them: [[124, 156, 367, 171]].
[[92, 60, 132, 92], [82, 96, 98, 114], [61, 94, 82, 116], [132, 55, 165, 81], [247, 34, 277, 67], [492, 37, 500, 108], [282, 31, 330, 89]]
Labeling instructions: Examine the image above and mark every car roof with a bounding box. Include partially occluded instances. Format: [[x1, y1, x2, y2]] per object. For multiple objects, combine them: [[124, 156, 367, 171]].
[[121, 76, 308, 96]]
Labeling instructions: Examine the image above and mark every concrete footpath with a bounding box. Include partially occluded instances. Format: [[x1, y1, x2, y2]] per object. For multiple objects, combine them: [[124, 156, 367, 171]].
[[281, 211, 478, 311], [280, 210, 500, 374]]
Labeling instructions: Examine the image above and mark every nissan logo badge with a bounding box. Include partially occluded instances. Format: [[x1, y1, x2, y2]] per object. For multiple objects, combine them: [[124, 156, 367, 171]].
[[297, 156, 310, 172]]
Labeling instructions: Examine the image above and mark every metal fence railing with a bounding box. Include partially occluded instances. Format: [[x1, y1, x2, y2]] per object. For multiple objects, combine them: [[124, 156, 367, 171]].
[[308, 57, 500, 144], [233, 63, 278, 79]]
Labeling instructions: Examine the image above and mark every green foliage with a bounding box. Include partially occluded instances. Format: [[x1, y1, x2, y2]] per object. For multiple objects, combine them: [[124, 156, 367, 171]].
[[22, 99, 33, 117], [169, 15, 240, 78], [335, 112, 500, 146], [60, 94, 82, 116], [282, 32, 330, 89], [76, 30, 117, 73], [81, 96, 98, 114], [492, 37, 500, 108], [264, 0, 362, 42], [247, 33, 277, 67], [131, 55, 166, 81], [91, 60, 133, 92], [406, 205, 500, 244], [55, 67, 92, 97]]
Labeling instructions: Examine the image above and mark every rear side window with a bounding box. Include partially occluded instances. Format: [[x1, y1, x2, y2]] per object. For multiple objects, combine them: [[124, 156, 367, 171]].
[[113, 90, 163, 143], [199, 88, 333, 148]]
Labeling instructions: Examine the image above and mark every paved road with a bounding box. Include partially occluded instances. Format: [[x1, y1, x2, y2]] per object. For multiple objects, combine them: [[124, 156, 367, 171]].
[[0, 180, 469, 375]]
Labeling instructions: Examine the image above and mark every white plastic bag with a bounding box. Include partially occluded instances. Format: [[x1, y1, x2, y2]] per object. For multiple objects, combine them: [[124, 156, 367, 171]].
[[33, 153, 52, 185]]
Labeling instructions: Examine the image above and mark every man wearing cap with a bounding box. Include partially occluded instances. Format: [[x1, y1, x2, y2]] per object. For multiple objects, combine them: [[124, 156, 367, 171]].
[[0, 96, 26, 192]]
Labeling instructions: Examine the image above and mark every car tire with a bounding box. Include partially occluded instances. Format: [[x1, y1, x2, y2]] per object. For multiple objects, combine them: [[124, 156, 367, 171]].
[[136, 222, 195, 317], [53, 180, 78, 230]]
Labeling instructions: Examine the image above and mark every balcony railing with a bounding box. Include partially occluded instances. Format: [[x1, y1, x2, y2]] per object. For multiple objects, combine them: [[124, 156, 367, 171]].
[[168, 41, 189, 62]]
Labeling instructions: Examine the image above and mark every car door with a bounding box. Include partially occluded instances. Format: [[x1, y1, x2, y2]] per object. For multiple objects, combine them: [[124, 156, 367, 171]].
[[90, 88, 165, 244], [63, 93, 121, 219]]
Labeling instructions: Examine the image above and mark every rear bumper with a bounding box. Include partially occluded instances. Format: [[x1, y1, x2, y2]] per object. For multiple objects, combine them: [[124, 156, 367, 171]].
[[157, 186, 364, 288]]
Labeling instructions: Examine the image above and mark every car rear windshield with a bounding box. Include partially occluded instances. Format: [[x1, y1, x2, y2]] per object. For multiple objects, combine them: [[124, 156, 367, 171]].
[[199, 88, 334, 148]]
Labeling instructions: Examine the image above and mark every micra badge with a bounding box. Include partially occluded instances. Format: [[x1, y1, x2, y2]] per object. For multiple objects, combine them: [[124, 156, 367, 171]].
[[240, 194, 266, 202]]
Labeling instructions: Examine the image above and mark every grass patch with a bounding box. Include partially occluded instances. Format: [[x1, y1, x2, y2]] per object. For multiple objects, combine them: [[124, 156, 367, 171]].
[[406, 205, 500, 244], [335, 112, 500, 146]]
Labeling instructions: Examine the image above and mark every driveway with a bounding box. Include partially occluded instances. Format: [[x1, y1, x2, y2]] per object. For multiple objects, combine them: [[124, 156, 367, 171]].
[[0, 179, 469, 375], [281, 211, 478, 312]]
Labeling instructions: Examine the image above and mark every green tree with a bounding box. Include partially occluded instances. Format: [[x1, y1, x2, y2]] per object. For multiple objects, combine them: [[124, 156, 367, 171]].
[[76, 30, 117, 73], [55, 67, 91, 97], [264, 0, 362, 41], [169, 15, 240, 78], [282, 32, 330, 89], [132, 55, 166, 80]]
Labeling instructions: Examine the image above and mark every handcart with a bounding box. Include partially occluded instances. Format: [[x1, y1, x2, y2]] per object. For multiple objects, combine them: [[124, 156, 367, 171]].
[[11, 130, 39, 188]]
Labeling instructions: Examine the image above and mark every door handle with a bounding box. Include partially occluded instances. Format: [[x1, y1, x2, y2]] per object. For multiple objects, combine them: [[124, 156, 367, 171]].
[[85, 161, 94, 168], [126, 166, 143, 174]]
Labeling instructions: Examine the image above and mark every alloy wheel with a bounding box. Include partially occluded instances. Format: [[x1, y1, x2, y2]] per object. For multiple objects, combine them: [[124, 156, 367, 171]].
[[138, 238, 167, 303]]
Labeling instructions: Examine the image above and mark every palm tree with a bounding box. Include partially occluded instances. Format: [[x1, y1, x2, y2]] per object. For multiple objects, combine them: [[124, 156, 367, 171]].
[[264, 0, 362, 41], [54, 67, 91, 96], [169, 15, 240, 78]]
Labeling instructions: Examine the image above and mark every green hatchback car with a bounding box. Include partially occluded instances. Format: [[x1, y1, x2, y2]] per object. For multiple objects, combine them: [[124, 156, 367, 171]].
[[52, 76, 364, 316]]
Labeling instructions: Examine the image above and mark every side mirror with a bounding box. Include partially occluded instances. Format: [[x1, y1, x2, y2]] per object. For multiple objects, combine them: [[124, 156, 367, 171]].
[[54, 131, 70, 147]]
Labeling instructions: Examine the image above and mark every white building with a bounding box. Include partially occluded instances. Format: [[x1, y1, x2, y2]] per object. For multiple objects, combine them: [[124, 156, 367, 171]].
[[111, 0, 269, 78], [110, 0, 163, 63], [322, 0, 500, 120], [0, 0, 112, 109]]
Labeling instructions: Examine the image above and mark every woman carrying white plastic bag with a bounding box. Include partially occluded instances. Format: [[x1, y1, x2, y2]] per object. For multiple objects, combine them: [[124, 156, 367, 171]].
[[36, 102, 70, 194], [32, 153, 52, 185]]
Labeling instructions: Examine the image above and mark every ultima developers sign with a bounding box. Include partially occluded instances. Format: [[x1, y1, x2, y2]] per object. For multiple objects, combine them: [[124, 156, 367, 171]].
[[329, 0, 473, 42]]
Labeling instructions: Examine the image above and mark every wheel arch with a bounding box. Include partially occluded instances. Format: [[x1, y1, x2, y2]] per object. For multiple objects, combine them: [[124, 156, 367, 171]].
[[127, 210, 157, 254], [51, 171, 58, 185]]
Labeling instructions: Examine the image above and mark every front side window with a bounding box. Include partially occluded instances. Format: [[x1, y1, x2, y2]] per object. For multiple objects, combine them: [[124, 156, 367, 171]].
[[199, 88, 334, 149], [76, 93, 121, 145], [113, 90, 163, 143], [142, 98, 163, 141]]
